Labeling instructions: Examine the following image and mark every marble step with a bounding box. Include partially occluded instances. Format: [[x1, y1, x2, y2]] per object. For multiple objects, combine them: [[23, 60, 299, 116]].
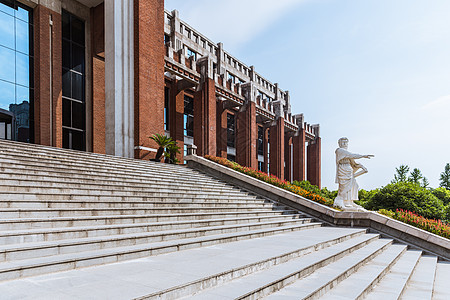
[[0, 217, 313, 244], [0, 180, 254, 196], [0, 210, 300, 231], [317, 244, 407, 299], [400, 255, 437, 300], [0, 141, 199, 173], [0, 206, 291, 218], [432, 261, 450, 300], [0, 171, 233, 190], [0, 199, 274, 209], [364, 250, 422, 300], [0, 162, 227, 187], [188, 238, 393, 300], [0, 223, 322, 281], [0, 190, 260, 200], [0, 152, 205, 177]]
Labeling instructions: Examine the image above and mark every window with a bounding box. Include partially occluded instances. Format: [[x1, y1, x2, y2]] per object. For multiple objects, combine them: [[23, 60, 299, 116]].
[[62, 11, 85, 151], [0, 0, 33, 143], [164, 34, 170, 45], [227, 113, 235, 148], [257, 126, 264, 156], [164, 87, 169, 131], [228, 73, 236, 84], [227, 154, 235, 162], [258, 161, 263, 172], [186, 48, 197, 60], [184, 95, 194, 137]]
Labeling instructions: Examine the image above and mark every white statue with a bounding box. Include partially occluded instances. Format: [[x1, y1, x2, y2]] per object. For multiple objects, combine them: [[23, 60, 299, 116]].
[[334, 137, 374, 210]]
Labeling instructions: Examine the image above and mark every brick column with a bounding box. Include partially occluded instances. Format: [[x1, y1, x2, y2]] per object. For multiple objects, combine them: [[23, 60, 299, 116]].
[[91, 4, 105, 154], [236, 101, 257, 169], [34, 5, 62, 147], [216, 103, 227, 158], [284, 134, 292, 182], [292, 128, 306, 182], [193, 78, 216, 156], [269, 117, 285, 179], [169, 81, 184, 162], [133, 0, 165, 159], [307, 137, 321, 188]]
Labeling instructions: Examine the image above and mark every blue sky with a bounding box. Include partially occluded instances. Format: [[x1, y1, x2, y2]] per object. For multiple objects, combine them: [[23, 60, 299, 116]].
[[165, 0, 450, 190]]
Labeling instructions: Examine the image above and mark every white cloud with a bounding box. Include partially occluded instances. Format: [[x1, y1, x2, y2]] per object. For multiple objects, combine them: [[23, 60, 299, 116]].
[[165, 0, 307, 51], [422, 94, 450, 111]]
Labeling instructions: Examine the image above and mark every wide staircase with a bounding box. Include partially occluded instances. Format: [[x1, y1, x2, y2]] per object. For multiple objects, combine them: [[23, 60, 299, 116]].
[[0, 140, 448, 299]]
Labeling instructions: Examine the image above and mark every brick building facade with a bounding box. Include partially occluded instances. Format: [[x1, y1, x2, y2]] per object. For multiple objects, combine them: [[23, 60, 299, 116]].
[[0, 0, 321, 187]]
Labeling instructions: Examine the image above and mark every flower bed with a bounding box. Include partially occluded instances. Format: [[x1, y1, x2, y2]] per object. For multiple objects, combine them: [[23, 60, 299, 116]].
[[394, 209, 450, 239], [204, 155, 332, 207]]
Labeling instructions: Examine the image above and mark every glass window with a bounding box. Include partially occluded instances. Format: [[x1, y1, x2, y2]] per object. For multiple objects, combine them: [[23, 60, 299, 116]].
[[184, 95, 194, 137], [62, 10, 85, 151], [227, 113, 235, 148], [0, 0, 33, 143], [164, 87, 169, 131], [258, 126, 264, 156]]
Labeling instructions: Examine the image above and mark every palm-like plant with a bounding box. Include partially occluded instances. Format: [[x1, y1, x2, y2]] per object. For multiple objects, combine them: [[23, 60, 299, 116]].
[[164, 143, 181, 164], [149, 134, 175, 162]]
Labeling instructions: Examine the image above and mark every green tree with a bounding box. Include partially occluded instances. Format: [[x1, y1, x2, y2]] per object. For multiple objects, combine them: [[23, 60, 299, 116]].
[[432, 187, 450, 205], [440, 163, 450, 190], [362, 182, 445, 220], [392, 165, 410, 183], [408, 168, 423, 185], [422, 177, 429, 189]]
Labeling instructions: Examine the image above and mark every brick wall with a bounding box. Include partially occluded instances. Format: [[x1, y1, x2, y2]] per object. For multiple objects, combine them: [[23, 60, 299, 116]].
[[34, 5, 62, 147], [91, 3, 105, 154], [134, 0, 165, 159]]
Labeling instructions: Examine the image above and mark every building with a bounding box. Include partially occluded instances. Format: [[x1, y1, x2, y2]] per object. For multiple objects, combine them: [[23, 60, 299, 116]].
[[0, 0, 321, 187]]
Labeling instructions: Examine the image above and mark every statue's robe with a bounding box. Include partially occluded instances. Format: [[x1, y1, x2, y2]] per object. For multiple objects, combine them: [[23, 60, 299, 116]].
[[334, 148, 364, 207]]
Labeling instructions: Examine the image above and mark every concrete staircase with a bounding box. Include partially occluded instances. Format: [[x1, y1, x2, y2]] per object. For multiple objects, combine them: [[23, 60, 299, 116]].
[[0, 140, 447, 299]]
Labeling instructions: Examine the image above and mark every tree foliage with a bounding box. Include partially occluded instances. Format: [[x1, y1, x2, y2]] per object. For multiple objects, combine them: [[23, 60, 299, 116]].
[[432, 187, 450, 205], [440, 163, 450, 190], [362, 182, 445, 220], [408, 168, 423, 185], [392, 165, 410, 183]]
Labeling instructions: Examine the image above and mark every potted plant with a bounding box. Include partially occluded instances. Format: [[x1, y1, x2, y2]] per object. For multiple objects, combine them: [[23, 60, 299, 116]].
[[149, 134, 175, 162]]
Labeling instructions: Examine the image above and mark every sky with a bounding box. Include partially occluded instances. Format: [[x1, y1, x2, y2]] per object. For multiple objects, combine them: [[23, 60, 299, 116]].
[[165, 0, 450, 190]]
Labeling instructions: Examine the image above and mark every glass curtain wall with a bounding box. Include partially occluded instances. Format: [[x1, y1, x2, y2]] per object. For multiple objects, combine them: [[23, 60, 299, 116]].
[[0, 0, 33, 142]]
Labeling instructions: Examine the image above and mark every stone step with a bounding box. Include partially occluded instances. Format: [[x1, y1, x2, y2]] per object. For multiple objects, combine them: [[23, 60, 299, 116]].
[[0, 152, 206, 178], [0, 141, 195, 173], [0, 220, 319, 262], [0, 190, 258, 200], [0, 199, 273, 209], [192, 238, 393, 300], [0, 206, 290, 218], [0, 160, 213, 188], [317, 244, 407, 299], [364, 250, 422, 300], [400, 255, 437, 300], [0, 216, 313, 244], [0, 193, 259, 202], [432, 261, 450, 300], [0, 222, 322, 281], [0, 210, 300, 231], [0, 180, 253, 196], [0, 171, 234, 190]]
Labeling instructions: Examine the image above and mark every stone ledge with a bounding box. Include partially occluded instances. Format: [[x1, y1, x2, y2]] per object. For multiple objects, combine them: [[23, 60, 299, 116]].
[[185, 155, 450, 260]]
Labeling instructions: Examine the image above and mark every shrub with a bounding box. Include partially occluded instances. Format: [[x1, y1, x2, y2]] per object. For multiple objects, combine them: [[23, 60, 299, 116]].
[[205, 155, 330, 207], [432, 187, 450, 205], [362, 182, 445, 220], [394, 209, 450, 239]]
